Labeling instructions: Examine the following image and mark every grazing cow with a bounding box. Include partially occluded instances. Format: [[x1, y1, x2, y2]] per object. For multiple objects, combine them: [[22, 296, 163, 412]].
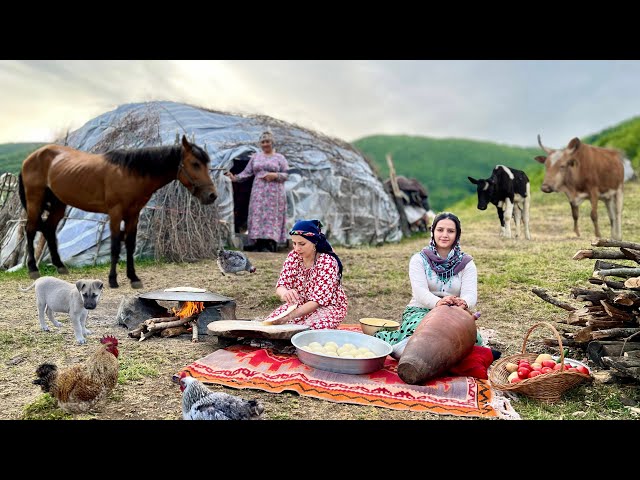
[[535, 135, 624, 240], [468, 165, 531, 240]]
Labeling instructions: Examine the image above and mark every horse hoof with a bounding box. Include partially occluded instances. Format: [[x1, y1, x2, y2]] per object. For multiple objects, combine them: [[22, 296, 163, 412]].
[[131, 280, 144, 289], [57, 266, 69, 275], [109, 281, 119, 288], [28, 271, 41, 280]]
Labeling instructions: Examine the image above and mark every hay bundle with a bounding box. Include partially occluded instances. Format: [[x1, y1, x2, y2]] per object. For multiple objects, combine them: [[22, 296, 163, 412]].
[[142, 180, 226, 263]]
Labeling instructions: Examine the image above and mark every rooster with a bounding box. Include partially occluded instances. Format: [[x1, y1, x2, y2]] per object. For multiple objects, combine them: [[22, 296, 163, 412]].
[[33, 335, 119, 414], [217, 249, 256, 276], [179, 372, 264, 420]]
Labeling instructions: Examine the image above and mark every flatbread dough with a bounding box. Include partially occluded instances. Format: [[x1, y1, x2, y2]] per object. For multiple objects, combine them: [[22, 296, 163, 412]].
[[262, 304, 297, 325], [163, 287, 207, 293]]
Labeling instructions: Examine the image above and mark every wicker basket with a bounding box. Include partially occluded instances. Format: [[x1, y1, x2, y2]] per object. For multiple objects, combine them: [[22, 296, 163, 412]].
[[489, 322, 592, 403]]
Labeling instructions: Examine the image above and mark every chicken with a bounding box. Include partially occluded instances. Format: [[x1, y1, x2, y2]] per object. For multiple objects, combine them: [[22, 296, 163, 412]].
[[217, 249, 256, 276], [33, 335, 119, 414], [179, 373, 264, 420]]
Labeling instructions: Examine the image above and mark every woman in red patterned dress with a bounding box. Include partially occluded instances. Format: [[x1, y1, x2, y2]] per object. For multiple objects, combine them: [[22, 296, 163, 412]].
[[264, 219, 347, 329]]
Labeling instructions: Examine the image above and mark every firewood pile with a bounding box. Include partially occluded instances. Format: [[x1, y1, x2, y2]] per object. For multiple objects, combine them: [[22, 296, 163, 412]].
[[532, 239, 640, 382], [127, 301, 204, 343]]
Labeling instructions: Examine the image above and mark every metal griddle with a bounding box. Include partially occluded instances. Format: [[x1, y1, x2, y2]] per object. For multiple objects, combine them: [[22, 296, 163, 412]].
[[138, 290, 233, 303]]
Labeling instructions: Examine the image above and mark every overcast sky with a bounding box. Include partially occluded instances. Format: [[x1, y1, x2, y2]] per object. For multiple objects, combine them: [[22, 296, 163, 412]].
[[1, 60, 639, 148]]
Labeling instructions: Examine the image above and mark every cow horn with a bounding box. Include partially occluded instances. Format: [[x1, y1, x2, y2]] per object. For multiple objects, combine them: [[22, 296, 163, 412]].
[[537, 134, 552, 154]]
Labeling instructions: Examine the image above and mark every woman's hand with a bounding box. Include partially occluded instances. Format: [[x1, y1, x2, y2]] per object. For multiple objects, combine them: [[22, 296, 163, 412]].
[[280, 288, 300, 305], [436, 296, 468, 309], [225, 171, 236, 182], [436, 295, 455, 307], [269, 312, 294, 325], [263, 172, 279, 182]]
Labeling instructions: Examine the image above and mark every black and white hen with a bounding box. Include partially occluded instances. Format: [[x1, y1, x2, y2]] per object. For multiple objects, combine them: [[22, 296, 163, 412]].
[[179, 373, 264, 420], [217, 249, 256, 276]]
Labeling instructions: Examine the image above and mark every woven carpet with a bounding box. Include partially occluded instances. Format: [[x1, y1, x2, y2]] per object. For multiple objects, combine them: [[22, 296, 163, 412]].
[[176, 325, 520, 419]]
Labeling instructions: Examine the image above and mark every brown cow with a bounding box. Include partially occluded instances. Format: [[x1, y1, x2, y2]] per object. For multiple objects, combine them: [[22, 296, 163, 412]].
[[535, 134, 624, 240]]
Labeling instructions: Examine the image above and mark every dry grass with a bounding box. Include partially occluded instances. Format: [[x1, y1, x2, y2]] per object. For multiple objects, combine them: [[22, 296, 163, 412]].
[[1, 181, 639, 420]]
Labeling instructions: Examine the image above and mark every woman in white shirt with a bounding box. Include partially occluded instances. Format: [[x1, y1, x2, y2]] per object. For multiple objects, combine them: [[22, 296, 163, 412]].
[[375, 212, 482, 346]]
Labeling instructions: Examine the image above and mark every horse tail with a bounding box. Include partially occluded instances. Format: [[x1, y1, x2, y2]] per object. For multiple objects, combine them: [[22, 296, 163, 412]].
[[18, 172, 26, 210]]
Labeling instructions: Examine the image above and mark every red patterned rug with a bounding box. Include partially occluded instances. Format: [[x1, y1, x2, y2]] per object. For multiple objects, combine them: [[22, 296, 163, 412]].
[[176, 326, 519, 419]]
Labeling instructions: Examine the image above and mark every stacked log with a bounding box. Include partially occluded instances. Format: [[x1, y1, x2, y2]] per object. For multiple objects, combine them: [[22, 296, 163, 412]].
[[532, 239, 640, 381], [128, 315, 200, 342]]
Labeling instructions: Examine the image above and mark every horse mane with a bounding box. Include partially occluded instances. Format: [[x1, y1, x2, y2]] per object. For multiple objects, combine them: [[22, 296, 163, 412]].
[[103, 143, 210, 177]]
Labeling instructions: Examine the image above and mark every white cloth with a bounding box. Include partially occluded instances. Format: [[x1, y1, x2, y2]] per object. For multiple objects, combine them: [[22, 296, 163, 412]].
[[406, 252, 477, 310]]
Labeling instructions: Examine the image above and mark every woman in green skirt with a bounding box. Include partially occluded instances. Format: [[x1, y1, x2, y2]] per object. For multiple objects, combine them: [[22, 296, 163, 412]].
[[375, 212, 482, 346]]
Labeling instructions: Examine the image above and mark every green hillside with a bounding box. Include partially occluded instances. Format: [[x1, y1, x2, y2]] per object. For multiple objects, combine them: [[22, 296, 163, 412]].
[[352, 135, 543, 211], [0, 143, 45, 174], [584, 115, 640, 169]]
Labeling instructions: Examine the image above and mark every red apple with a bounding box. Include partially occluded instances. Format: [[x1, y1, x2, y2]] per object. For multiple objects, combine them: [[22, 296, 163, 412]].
[[517, 367, 531, 379], [553, 363, 564, 371], [542, 360, 556, 369], [575, 365, 590, 375], [567, 367, 578, 372], [510, 376, 523, 384], [528, 370, 542, 379], [541, 367, 553, 374]]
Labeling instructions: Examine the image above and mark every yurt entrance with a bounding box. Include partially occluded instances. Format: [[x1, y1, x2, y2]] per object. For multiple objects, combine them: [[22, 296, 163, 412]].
[[229, 153, 253, 249]]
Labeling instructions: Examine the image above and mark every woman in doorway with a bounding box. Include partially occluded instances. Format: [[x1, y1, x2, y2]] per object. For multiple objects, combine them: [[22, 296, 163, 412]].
[[226, 131, 289, 252]]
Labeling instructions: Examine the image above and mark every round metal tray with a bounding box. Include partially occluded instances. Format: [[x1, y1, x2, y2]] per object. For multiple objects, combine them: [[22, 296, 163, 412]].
[[291, 329, 392, 375]]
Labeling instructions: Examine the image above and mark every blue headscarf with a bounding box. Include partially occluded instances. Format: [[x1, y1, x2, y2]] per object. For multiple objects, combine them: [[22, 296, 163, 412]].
[[289, 219, 343, 278]]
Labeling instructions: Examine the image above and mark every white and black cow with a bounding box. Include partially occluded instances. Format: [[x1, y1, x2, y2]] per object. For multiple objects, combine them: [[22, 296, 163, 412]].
[[468, 165, 531, 240]]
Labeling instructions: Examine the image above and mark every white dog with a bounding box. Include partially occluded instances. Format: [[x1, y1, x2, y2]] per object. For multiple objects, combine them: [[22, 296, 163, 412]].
[[20, 277, 104, 344]]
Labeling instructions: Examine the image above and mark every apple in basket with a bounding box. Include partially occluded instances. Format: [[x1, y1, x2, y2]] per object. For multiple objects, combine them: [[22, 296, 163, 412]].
[[508, 371, 523, 383], [575, 365, 590, 375]]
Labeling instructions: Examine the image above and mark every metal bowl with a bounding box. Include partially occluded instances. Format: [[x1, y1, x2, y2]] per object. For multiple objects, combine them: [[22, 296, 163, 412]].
[[291, 329, 392, 374]]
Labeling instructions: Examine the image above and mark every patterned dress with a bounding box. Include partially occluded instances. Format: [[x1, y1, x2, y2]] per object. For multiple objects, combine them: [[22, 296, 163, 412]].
[[235, 152, 289, 243], [265, 251, 348, 329]]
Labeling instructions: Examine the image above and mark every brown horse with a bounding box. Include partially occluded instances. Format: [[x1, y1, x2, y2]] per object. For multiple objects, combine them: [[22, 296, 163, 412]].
[[18, 135, 217, 289]]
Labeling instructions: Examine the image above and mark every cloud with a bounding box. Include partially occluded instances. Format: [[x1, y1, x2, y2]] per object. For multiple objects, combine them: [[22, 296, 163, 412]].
[[1, 60, 639, 147]]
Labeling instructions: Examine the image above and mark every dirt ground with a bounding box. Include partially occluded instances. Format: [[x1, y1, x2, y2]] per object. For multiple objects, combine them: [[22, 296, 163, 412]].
[[3, 183, 639, 420], [1, 248, 470, 420]]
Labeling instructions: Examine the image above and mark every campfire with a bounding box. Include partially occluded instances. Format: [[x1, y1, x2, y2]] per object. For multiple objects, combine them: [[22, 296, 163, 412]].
[[129, 301, 206, 343]]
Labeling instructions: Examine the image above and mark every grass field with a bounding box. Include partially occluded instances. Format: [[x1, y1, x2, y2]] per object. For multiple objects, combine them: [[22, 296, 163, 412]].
[[0, 179, 638, 420]]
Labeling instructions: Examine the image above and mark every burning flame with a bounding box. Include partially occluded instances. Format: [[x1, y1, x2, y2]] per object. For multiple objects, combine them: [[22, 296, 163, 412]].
[[172, 301, 205, 318]]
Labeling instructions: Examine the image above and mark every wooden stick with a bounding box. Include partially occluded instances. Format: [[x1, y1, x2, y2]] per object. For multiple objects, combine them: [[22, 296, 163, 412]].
[[588, 277, 627, 289], [620, 331, 640, 358], [587, 319, 626, 329], [594, 268, 640, 278], [160, 325, 190, 337], [620, 248, 640, 264], [568, 309, 610, 326], [139, 329, 159, 342], [570, 287, 608, 303], [531, 287, 576, 311], [543, 337, 577, 347], [147, 315, 193, 332], [191, 320, 199, 343], [591, 239, 640, 250], [572, 249, 627, 260], [613, 293, 636, 306], [594, 260, 638, 273], [574, 326, 595, 343], [600, 300, 635, 320], [624, 277, 640, 289], [144, 316, 179, 326], [591, 327, 640, 341]]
